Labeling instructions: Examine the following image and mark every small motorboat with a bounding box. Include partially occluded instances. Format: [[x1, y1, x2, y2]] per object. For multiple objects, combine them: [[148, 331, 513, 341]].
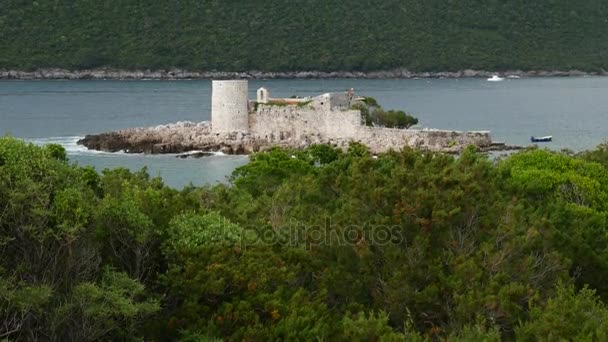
[[531, 135, 552, 143], [487, 75, 504, 82]]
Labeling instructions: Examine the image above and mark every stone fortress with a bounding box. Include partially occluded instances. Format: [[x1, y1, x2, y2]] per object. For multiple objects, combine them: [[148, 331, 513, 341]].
[[79, 80, 502, 155], [209, 79, 492, 153]]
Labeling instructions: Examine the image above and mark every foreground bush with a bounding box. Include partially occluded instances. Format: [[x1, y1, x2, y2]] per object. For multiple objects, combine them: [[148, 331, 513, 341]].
[[3, 137, 608, 340]]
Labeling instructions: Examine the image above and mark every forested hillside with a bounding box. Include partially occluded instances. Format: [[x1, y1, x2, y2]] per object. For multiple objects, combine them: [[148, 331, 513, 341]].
[[1, 0, 608, 72], [4, 137, 608, 340]]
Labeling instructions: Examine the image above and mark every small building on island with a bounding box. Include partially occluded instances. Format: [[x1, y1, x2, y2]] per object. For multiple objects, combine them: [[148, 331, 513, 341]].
[[211, 79, 359, 134], [210, 79, 492, 153]]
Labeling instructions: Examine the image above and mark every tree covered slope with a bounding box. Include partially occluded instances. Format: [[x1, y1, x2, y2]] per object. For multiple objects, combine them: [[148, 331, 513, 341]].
[[1, 0, 607, 72]]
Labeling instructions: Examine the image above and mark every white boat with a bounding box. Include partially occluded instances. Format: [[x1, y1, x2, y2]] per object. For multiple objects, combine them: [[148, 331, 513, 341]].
[[487, 75, 504, 82]]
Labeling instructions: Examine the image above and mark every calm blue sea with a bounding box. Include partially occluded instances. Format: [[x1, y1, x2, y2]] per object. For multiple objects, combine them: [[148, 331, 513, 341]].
[[1, 77, 607, 188]]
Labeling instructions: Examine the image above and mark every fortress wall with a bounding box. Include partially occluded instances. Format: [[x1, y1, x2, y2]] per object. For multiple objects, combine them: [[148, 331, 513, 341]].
[[250, 105, 362, 139], [248, 104, 492, 153], [355, 127, 492, 153]]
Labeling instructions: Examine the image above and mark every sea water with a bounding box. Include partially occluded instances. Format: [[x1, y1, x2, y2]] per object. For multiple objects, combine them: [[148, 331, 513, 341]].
[[2, 77, 608, 188]]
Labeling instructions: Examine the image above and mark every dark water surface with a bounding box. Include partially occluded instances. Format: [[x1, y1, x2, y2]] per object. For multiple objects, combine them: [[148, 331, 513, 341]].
[[2, 78, 607, 188]]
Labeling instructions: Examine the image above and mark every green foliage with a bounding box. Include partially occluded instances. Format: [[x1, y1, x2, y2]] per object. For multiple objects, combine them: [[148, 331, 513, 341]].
[[52, 267, 160, 341], [161, 234, 332, 339], [0, 137, 178, 340], [375, 109, 419, 129], [516, 284, 608, 341], [178, 330, 223, 342], [260, 100, 312, 108], [499, 149, 608, 297], [352, 102, 372, 125], [263, 101, 291, 107], [362, 96, 380, 107], [45, 143, 67, 161], [2, 1, 608, 71], [0, 278, 52, 314], [448, 323, 501, 342], [165, 212, 243, 253], [5, 137, 608, 340], [230, 147, 316, 196], [341, 311, 406, 341], [499, 149, 608, 208], [300, 144, 343, 165], [354, 97, 418, 128], [579, 142, 608, 168], [218, 145, 568, 338], [296, 100, 313, 108]]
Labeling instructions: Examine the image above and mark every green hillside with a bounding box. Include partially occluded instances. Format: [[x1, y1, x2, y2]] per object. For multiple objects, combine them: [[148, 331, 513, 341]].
[[1, 0, 608, 72]]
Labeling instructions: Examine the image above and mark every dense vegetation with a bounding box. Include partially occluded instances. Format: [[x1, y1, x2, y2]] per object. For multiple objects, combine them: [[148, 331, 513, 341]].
[[4, 136, 608, 340], [355, 97, 419, 128], [2, 0, 608, 72]]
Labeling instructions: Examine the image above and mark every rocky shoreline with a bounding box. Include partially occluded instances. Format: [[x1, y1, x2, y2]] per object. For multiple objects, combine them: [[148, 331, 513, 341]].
[[77, 121, 522, 156], [1, 68, 604, 80], [77, 121, 376, 155]]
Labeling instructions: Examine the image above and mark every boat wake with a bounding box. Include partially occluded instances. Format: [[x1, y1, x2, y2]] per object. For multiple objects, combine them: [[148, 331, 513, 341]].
[[487, 75, 505, 82], [176, 150, 227, 157]]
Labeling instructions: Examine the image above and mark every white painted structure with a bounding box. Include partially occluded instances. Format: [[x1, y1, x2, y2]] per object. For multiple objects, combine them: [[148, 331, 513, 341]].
[[257, 87, 269, 104], [211, 80, 249, 133]]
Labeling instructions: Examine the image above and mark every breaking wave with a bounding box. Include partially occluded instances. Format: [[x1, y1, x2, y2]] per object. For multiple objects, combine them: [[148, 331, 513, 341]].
[[25, 136, 228, 157], [25, 136, 124, 155]]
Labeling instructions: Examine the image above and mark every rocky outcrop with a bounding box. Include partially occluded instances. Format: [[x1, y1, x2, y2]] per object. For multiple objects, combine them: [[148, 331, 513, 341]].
[[77, 121, 518, 155], [176, 151, 215, 158], [2, 68, 606, 80], [78, 121, 345, 154]]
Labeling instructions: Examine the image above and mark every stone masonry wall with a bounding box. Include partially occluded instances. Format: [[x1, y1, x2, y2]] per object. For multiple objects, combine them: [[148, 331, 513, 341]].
[[250, 105, 362, 139], [248, 105, 492, 153], [355, 127, 492, 153]]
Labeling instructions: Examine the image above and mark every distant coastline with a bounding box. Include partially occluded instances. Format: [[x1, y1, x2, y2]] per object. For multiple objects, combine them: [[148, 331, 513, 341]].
[[1, 68, 605, 80]]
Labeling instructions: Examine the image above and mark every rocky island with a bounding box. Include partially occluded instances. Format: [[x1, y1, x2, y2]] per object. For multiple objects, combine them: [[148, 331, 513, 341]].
[[78, 80, 516, 155]]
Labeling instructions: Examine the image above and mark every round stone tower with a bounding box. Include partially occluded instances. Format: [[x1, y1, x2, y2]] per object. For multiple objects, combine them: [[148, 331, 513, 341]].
[[211, 80, 249, 133]]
